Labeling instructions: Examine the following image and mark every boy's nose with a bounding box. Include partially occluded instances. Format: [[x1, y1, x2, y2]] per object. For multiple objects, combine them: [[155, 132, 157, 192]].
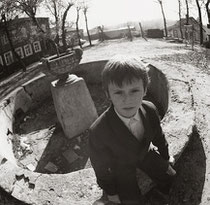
[[122, 93, 130, 103]]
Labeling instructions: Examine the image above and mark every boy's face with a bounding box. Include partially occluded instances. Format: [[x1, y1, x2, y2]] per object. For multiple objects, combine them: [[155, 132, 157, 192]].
[[107, 78, 146, 118]]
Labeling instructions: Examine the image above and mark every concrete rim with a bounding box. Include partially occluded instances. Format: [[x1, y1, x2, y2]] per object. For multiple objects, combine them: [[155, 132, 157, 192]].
[[0, 60, 195, 205]]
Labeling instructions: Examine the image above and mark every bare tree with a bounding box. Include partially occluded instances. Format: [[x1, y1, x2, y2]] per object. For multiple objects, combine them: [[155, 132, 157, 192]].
[[83, 4, 92, 46], [44, 0, 63, 43], [195, 0, 204, 44], [61, 2, 74, 51], [156, 0, 168, 37], [16, 0, 45, 33], [44, 0, 75, 52], [0, 0, 19, 19], [178, 0, 184, 39]]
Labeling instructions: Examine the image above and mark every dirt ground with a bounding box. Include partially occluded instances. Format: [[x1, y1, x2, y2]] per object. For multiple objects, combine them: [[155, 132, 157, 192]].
[[11, 84, 109, 175], [0, 38, 210, 205]]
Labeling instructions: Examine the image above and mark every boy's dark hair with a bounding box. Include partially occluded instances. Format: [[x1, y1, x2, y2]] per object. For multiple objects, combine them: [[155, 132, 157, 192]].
[[102, 55, 150, 91]]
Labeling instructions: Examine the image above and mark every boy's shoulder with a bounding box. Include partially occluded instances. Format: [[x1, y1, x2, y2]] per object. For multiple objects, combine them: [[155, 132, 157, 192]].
[[142, 100, 160, 121], [89, 106, 110, 133], [142, 100, 157, 112]]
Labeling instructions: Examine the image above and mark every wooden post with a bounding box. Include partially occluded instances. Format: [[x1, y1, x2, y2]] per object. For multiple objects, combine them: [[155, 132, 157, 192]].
[[191, 25, 194, 50], [139, 22, 148, 41], [127, 24, 133, 41]]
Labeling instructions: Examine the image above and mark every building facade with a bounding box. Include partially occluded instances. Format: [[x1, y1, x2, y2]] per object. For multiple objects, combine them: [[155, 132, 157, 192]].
[[168, 17, 207, 42], [146, 29, 164, 38], [84, 26, 137, 41], [51, 27, 84, 48], [0, 17, 51, 76]]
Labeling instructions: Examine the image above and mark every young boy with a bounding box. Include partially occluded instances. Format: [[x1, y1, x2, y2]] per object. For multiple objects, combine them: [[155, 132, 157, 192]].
[[89, 55, 176, 205]]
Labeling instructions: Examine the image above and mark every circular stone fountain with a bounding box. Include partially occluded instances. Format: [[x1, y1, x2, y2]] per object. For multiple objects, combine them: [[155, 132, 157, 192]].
[[0, 58, 195, 204]]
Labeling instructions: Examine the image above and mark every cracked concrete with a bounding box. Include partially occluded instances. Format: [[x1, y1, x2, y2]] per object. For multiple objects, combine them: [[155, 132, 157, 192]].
[[0, 61, 195, 205], [1, 39, 208, 204]]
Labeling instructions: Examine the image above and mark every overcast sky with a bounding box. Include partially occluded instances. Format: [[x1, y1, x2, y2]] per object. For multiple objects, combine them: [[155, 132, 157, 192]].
[[37, 0, 205, 29], [86, 0, 178, 26]]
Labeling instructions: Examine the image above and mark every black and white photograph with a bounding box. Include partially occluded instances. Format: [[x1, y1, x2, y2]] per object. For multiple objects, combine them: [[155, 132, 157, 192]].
[[0, 0, 209, 204]]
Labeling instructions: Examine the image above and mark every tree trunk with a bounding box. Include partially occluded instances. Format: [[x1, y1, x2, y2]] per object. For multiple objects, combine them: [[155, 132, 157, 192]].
[[206, 0, 210, 43], [76, 8, 82, 49], [184, 0, 189, 43], [84, 8, 92, 46], [62, 3, 73, 51], [2, 14, 26, 72], [98, 26, 105, 41], [178, 0, 183, 39], [185, 0, 189, 25], [127, 24, 133, 41], [158, 0, 168, 37], [54, 15, 59, 46], [206, 0, 210, 25], [195, 0, 203, 45], [53, 0, 60, 39]]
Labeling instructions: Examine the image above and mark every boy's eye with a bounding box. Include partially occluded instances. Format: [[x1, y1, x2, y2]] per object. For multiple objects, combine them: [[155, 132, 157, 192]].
[[114, 91, 123, 95], [131, 89, 140, 93]]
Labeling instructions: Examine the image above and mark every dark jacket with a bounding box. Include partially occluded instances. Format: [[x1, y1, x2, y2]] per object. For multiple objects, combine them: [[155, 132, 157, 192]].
[[89, 100, 169, 195]]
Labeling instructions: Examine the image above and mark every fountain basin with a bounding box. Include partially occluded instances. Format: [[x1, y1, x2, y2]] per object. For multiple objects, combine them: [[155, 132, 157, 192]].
[[0, 60, 195, 204]]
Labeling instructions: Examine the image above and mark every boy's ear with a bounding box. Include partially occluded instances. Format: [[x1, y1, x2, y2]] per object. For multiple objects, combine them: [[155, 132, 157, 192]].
[[144, 88, 147, 96]]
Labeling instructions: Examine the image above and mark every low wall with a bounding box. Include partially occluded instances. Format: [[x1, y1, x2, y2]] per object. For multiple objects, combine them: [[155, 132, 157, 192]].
[[0, 74, 53, 164], [74, 60, 169, 119], [0, 60, 169, 164], [0, 60, 195, 204]]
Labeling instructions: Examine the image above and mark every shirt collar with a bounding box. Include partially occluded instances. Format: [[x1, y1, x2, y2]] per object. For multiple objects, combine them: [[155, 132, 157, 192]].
[[114, 107, 140, 127]]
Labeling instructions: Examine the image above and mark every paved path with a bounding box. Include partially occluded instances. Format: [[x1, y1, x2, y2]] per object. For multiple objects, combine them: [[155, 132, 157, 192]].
[[181, 63, 210, 205], [150, 60, 210, 204], [0, 63, 43, 101]]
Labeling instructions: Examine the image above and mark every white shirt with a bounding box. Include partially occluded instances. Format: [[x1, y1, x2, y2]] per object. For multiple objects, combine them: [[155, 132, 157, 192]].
[[114, 108, 144, 142]]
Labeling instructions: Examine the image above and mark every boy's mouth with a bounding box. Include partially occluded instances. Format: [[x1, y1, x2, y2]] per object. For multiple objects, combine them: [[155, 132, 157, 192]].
[[123, 107, 135, 111]]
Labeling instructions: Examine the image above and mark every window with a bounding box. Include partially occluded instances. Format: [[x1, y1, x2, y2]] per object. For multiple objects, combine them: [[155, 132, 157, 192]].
[[174, 30, 178, 38], [33, 41, 41, 53], [0, 56, 3, 66], [4, 51, 14, 65], [41, 24, 47, 32], [1, 35, 9, 45], [31, 26, 37, 35], [24, 44, 33, 56], [15, 47, 24, 59], [21, 27, 27, 38]]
